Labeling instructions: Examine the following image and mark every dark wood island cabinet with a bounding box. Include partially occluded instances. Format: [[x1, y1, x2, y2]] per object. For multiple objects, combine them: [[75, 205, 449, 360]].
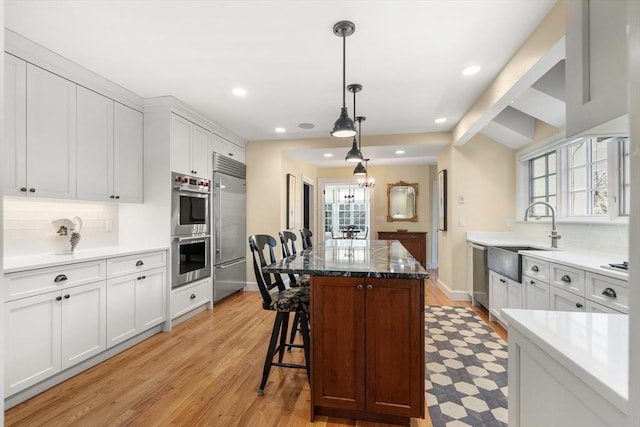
[[265, 240, 428, 425], [377, 231, 427, 267]]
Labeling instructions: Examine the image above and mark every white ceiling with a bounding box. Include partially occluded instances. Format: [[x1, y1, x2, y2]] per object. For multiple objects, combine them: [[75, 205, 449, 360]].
[[5, 0, 557, 167]]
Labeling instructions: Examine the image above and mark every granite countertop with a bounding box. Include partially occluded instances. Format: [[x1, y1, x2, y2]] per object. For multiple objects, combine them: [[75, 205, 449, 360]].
[[502, 308, 628, 413], [4, 246, 169, 274], [264, 239, 429, 279]]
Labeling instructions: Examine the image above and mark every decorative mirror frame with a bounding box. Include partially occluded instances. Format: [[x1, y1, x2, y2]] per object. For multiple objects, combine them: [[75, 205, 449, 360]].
[[386, 181, 418, 222]]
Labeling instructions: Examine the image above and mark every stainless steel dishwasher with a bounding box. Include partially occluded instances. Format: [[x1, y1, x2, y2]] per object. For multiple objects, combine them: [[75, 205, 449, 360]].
[[470, 243, 489, 309]]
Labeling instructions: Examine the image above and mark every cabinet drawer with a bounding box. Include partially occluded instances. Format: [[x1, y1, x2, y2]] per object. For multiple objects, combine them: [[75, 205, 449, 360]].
[[586, 273, 628, 314], [585, 299, 625, 314], [4, 260, 106, 301], [549, 286, 585, 312], [522, 257, 549, 282], [171, 279, 210, 318], [107, 251, 166, 278], [550, 263, 585, 296]]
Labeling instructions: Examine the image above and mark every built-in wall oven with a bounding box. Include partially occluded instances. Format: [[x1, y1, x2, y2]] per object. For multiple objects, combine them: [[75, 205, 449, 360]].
[[171, 172, 211, 289]]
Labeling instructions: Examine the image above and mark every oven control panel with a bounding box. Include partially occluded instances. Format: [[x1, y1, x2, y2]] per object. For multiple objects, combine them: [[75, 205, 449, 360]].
[[172, 172, 210, 192]]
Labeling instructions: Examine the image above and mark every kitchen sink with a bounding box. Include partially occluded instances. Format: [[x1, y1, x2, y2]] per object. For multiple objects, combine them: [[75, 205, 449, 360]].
[[487, 246, 549, 282]]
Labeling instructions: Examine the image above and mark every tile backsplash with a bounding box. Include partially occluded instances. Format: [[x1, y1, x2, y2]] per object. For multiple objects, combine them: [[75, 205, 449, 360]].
[[3, 197, 119, 257]]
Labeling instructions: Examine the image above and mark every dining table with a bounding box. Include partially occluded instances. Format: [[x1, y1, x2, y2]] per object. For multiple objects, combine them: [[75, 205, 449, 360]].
[[264, 239, 428, 425], [339, 225, 361, 239]]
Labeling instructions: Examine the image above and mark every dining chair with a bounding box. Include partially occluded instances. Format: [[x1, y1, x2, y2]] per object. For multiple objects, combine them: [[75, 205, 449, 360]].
[[356, 226, 369, 239], [248, 234, 310, 395]]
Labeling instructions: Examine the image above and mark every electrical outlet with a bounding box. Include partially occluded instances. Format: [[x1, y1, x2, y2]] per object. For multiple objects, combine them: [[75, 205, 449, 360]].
[[458, 195, 465, 204]]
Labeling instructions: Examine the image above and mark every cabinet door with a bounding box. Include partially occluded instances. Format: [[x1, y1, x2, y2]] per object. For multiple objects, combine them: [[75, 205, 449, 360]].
[[226, 141, 245, 163], [26, 64, 77, 199], [60, 282, 106, 369], [3, 54, 27, 196], [106, 275, 137, 347], [4, 291, 62, 396], [312, 276, 365, 411], [507, 278, 523, 310], [114, 102, 144, 202], [76, 86, 114, 201], [523, 276, 550, 310], [137, 268, 166, 330], [191, 125, 211, 178], [549, 286, 585, 312], [365, 278, 423, 418], [170, 114, 193, 175], [489, 271, 507, 320]]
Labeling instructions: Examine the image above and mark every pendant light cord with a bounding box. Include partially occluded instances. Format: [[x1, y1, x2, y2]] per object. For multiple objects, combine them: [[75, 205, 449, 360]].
[[342, 34, 347, 107]]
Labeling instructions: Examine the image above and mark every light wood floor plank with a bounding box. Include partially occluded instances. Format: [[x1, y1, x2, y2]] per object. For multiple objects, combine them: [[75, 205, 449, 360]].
[[6, 277, 505, 426]]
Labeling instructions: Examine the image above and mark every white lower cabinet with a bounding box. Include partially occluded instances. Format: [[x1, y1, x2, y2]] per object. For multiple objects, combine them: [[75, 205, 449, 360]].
[[522, 274, 550, 310], [489, 271, 521, 325], [171, 278, 210, 319], [4, 281, 106, 396], [107, 267, 166, 347], [585, 300, 623, 314], [549, 285, 585, 312]]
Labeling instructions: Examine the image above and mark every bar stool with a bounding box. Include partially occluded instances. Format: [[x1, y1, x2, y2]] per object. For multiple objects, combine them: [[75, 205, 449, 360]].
[[299, 228, 313, 250], [248, 234, 310, 396], [278, 230, 310, 288]]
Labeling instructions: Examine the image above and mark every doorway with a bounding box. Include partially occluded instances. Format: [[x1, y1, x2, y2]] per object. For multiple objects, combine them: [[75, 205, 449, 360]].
[[302, 177, 314, 232], [322, 183, 371, 240]]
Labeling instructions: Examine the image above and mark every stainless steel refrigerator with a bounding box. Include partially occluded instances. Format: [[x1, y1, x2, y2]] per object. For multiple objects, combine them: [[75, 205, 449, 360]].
[[212, 153, 247, 302]]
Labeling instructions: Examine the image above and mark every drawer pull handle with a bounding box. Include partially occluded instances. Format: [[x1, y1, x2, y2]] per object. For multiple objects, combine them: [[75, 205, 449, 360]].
[[141, 275, 146, 280], [64, 294, 70, 299], [576, 303, 583, 309], [561, 275, 571, 283], [55, 296, 62, 301], [190, 294, 196, 300], [530, 280, 535, 285], [366, 284, 373, 290], [20, 187, 27, 192], [29, 188, 36, 193], [54, 274, 68, 283], [602, 288, 617, 298], [136, 260, 144, 266], [356, 284, 363, 290], [531, 266, 539, 272]]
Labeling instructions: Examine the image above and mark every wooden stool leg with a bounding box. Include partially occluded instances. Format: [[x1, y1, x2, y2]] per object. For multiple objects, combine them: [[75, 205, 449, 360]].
[[258, 312, 284, 395], [300, 311, 311, 382], [288, 312, 300, 351], [277, 312, 290, 363]]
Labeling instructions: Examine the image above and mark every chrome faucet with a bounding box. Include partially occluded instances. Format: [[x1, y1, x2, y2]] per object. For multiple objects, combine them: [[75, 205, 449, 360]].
[[524, 201, 561, 248]]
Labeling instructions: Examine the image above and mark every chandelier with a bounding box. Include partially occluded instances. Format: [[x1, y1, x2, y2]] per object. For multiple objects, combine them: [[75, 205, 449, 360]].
[[356, 159, 375, 188]]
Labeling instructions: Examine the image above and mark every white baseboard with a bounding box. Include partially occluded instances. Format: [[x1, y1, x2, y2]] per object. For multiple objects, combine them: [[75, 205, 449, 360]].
[[245, 281, 259, 292], [436, 278, 471, 302]]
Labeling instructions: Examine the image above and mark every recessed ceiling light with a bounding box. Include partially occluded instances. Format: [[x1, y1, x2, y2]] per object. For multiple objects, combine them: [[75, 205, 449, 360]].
[[323, 153, 334, 158], [275, 127, 286, 133], [395, 150, 405, 155], [298, 122, 315, 129], [462, 65, 481, 76], [434, 117, 447, 124], [232, 87, 247, 96]]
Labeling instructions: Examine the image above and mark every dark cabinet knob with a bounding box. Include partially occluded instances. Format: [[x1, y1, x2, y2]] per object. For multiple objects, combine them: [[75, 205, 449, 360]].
[[54, 274, 68, 283], [64, 294, 70, 299], [530, 280, 536, 285], [366, 284, 373, 290], [20, 187, 27, 192], [110, 195, 115, 199], [115, 195, 120, 199], [136, 260, 144, 267], [356, 284, 363, 290], [137, 276, 142, 280], [561, 275, 571, 283], [141, 275, 146, 280], [228, 153, 233, 157], [55, 296, 62, 301], [29, 188, 36, 193], [190, 294, 196, 300], [576, 303, 583, 308], [602, 287, 617, 298], [531, 266, 539, 272]]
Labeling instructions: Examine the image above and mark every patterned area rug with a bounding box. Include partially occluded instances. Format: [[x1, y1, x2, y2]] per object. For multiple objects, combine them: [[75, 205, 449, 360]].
[[425, 306, 508, 427]]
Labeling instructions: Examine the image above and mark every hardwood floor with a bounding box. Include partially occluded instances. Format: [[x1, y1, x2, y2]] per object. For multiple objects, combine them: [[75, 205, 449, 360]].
[[5, 278, 506, 426]]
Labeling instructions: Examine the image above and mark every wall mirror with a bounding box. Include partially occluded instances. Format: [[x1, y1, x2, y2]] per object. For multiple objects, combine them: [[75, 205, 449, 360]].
[[386, 181, 418, 222]]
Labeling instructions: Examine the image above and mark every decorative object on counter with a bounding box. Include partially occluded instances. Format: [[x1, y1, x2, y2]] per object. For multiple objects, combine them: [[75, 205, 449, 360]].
[[49, 216, 82, 254], [438, 169, 447, 231], [425, 305, 508, 427], [286, 173, 295, 229], [523, 200, 561, 248], [345, 86, 364, 162], [330, 20, 357, 138], [387, 181, 418, 222]]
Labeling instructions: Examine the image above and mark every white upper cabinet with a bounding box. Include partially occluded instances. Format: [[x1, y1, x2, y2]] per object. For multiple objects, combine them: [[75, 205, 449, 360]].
[[26, 64, 77, 199], [76, 88, 143, 203], [566, 0, 628, 137], [113, 102, 143, 203], [213, 134, 245, 163], [170, 113, 211, 178], [3, 54, 27, 197]]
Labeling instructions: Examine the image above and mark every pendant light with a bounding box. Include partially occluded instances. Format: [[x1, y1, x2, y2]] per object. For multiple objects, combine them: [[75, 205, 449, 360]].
[[345, 86, 364, 162], [331, 21, 357, 138]]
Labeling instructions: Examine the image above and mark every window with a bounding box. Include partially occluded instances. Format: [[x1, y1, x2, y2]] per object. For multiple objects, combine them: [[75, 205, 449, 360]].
[[324, 185, 370, 236], [528, 152, 557, 217], [567, 138, 608, 216], [620, 138, 631, 216]]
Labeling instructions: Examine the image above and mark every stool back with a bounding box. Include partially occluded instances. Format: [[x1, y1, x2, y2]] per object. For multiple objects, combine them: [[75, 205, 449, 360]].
[[279, 230, 301, 286], [299, 228, 313, 250], [249, 234, 285, 309]]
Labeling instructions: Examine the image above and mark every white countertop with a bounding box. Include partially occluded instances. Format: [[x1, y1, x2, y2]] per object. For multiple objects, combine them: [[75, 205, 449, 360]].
[[502, 308, 628, 413], [467, 231, 628, 281], [4, 246, 169, 274]]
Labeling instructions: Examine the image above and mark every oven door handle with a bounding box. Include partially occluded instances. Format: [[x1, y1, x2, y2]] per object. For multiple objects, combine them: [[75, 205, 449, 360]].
[[173, 187, 210, 196], [174, 235, 211, 242]]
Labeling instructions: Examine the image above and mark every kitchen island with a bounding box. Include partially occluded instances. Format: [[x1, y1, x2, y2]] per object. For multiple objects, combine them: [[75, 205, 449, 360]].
[[266, 239, 428, 425]]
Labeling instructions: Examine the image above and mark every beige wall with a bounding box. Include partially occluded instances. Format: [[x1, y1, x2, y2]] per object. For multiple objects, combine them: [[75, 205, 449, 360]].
[[437, 134, 517, 294]]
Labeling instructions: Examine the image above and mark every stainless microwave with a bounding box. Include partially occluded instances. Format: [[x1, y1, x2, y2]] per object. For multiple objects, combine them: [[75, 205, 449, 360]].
[[171, 172, 210, 236]]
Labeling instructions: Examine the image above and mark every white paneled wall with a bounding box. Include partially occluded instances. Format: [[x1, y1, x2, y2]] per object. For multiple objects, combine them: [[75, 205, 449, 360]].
[[3, 197, 118, 257], [514, 221, 629, 259]]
